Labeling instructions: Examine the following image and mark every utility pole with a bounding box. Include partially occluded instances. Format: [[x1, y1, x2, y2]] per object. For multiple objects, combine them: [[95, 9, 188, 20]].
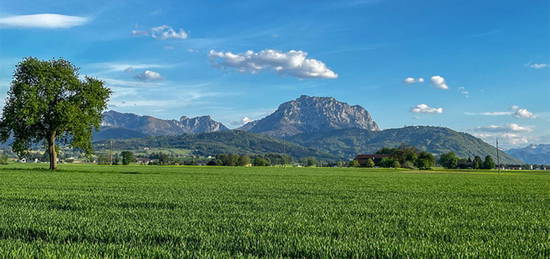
[[496, 138, 501, 173], [283, 134, 286, 167], [109, 140, 113, 165]]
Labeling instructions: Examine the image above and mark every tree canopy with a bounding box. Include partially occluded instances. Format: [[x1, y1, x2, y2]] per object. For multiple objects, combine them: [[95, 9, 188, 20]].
[[0, 57, 111, 169]]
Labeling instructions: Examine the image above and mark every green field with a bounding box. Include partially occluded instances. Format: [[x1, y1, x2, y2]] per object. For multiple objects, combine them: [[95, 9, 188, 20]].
[[0, 164, 548, 257]]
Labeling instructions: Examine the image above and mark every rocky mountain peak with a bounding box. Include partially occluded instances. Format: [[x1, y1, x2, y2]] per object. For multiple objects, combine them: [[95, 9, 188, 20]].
[[242, 95, 380, 137]]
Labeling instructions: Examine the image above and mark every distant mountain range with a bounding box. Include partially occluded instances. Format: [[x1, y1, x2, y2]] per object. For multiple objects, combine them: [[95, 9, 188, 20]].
[[506, 144, 550, 165], [97, 110, 228, 141], [95, 95, 523, 163]]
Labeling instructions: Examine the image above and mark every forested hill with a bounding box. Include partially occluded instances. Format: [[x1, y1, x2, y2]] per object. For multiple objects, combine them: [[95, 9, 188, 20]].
[[288, 126, 522, 164], [94, 130, 338, 160]]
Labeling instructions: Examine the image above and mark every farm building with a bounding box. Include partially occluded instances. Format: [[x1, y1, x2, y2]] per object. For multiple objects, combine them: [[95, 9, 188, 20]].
[[354, 154, 390, 166]]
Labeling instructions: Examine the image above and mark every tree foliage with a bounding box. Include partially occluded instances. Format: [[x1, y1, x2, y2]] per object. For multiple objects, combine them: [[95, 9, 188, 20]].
[[348, 159, 360, 167], [0, 58, 111, 169], [473, 156, 483, 169], [237, 155, 251, 166], [483, 155, 496, 169], [439, 152, 459, 169], [121, 151, 136, 165]]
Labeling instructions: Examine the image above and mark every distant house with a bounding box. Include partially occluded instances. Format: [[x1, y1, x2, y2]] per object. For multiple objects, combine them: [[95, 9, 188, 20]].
[[504, 164, 524, 170], [354, 154, 390, 165], [136, 158, 151, 165]]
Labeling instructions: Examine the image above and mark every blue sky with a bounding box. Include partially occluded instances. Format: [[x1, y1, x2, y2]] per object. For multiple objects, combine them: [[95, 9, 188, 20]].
[[0, 0, 549, 148]]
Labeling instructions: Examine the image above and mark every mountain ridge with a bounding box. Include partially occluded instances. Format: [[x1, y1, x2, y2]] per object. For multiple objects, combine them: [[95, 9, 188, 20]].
[[239, 95, 380, 137], [100, 110, 229, 137], [506, 144, 550, 164]]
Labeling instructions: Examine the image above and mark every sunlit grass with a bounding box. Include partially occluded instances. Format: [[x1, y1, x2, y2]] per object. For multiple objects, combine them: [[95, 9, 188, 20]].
[[0, 163, 548, 257]]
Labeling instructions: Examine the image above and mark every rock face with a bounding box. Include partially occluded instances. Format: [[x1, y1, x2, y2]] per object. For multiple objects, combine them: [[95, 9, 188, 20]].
[[101, 110, 228, 137], [241, 95, 380, 137], [179, 116, 229, 134]]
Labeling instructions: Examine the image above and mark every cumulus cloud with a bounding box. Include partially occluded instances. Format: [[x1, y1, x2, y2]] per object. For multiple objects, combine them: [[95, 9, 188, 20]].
[[208, 49, 338, 79], [410, 104, 443, 114], [430, 75, 449, 90], [242, 117, 253, 124], [135, 70, 163, 81], [512, 106, 535, 118], [529, 63, 548, 69], [403, 77, 424, 84], [0, 14, 89, 28], [474, 123, 533, 133], [151, 25, 188, 40]]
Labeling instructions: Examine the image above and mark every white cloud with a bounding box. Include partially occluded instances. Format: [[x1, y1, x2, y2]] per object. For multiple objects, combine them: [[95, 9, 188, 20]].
[[512, 106, 535, 118], [410, 104, 443, 114], [474, 123, 533, 133], [529, 63, 548, 69], [473, 132, 529, 146], [0, 14, 89, 28], [403, 77, 424, 84], [151, 25, 188, 40], [101, 78, 165, 88], [464, 111, 512, 116], [228, 116, 255, 127], [135, 70, 163, 81], [403, 77, 416, 84], [501, 133, 529, 145], [208, 49, 338, 79], [464, 105, 536, 119], [403, 77, 424, 85], [430, 75, 449, 90], [89, 62, 169, 74]]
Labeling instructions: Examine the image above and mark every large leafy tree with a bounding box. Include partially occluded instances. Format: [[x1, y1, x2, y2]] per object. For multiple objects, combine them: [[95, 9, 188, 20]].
[[0, 58, 111, 170]]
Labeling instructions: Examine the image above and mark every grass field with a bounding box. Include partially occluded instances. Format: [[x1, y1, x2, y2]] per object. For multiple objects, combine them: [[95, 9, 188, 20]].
[[0, 164, 548, 257]]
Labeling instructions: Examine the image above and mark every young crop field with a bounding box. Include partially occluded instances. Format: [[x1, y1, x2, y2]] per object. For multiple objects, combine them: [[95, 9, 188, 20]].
[[0, 164, 548, 257]]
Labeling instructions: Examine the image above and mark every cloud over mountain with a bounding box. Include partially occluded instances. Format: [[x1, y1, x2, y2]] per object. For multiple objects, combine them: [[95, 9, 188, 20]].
[[208, 49, 338, 79], [474, 123, 533, 133]]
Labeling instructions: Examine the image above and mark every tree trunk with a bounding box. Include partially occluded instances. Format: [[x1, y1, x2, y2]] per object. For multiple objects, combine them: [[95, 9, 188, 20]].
[[48, 132, 57, 170]]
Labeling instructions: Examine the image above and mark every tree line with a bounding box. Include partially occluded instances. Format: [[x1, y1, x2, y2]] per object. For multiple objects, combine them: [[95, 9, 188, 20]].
[[438, 152, 496, 169]]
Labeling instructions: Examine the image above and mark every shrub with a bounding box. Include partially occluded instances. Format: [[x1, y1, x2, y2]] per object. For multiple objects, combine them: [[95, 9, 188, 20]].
[[392, 160, 401, 168], [348, 159, 360, 167], [253, 157, 270, 166], [402, 161, 415, 169], [365, 158, 375, 168]]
